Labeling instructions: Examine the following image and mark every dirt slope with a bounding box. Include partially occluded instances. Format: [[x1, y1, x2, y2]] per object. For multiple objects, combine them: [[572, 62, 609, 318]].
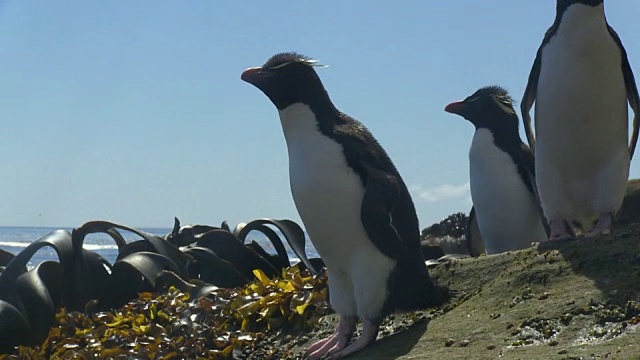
[[300, 222, 640, 360]]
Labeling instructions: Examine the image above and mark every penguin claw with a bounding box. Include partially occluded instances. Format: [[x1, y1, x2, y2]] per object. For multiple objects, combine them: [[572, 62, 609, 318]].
[[329, 318, 380, 359], [549, 233, 573, 241], [305, 335, 339, 360], [584, 213, 613, 238], [305, 315, 356, 360], [548, 219, 574, 241], [584, 228, 610, 238]]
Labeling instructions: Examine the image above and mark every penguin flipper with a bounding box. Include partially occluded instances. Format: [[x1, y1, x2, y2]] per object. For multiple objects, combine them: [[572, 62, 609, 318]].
[[466, 206, 486, 257], [521, 53, 542, 152], [359, 165, 404, 261], [607, 25, 640, 159], [629, 94, 639, 160], [519, 145, 551, 237], [622, 48, 640, 159]]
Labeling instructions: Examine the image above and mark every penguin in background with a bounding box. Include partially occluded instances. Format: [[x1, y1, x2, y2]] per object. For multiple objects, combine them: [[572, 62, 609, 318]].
[[445, 86, 549, 254], [521, 0, 640, 240], [241, 52, 447, 360]]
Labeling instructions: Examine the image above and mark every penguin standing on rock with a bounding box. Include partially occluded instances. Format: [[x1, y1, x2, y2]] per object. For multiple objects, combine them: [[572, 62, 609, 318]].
[[521, 0, 639, 240], [241, 52, 447, 360], [445, 86, 549, 254]]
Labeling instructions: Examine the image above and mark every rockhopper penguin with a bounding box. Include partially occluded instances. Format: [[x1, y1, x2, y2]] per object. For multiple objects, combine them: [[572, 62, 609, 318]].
[[445, 86, 549, 254], [521, 0, 639, 240], [241, 52, 446, 359]]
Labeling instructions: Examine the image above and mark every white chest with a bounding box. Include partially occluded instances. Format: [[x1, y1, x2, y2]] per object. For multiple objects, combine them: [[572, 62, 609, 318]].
[[536, 4, 627, 146], [469, 129, 546, 253], [469, 130, 526, 210], [278, 104, 368, 263]]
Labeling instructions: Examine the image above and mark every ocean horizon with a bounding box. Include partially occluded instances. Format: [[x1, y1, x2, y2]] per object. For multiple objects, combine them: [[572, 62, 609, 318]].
[[0, 226, 319, 269]]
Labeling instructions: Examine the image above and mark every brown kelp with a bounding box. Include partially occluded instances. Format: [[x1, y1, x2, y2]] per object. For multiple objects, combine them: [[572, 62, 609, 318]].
[[0, 218, 324, 353], [2, 265, 329, 359]]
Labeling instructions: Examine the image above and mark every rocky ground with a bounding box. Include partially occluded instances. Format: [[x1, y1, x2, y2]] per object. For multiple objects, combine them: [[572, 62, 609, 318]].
[[290, 221, 640, 360]]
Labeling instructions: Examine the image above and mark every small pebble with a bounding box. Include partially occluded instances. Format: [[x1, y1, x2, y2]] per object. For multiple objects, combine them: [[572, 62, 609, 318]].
[[460, 339, 470, 347], [558, 349, 568, 354], [445, 338, 455, 347], [538, 292, 550, 300], [486, 345, 496, 350], [561, 313, 573, 325], [548, 340, 559, 346]]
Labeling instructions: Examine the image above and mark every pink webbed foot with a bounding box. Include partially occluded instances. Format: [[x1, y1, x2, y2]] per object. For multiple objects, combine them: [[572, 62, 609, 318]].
[[329, 318, 380, 360], [549, 219, 574, 241], [585, 213, 613, 238], [305, 315, 356, 360]]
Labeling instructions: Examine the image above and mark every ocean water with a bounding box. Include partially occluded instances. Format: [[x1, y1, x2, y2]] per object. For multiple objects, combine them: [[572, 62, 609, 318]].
[[0, 226, 319, 269]]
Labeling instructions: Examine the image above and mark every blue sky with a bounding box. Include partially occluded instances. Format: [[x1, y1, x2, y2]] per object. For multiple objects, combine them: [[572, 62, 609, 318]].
[[1, 1, 639, 229]]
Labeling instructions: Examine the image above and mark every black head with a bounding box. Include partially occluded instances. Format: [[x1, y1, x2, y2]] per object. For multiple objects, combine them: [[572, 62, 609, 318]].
[[241, 52, 331, 110], [557, 0, 603, 15], [445, 86, 521, 141]]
